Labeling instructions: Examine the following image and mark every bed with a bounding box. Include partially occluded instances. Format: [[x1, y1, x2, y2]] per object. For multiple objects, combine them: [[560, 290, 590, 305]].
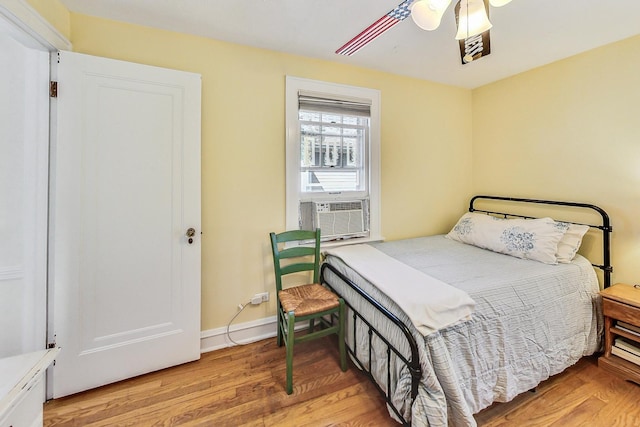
[[320, 196, 613, 427]]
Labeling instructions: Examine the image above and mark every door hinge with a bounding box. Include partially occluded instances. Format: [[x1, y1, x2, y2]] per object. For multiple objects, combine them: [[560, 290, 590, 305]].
[[50, 81, 58, 98]]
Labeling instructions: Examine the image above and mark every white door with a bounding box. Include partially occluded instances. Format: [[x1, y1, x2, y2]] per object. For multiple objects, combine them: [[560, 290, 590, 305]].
[[50, 51, 202, 398], [0, 28, 49, 358]]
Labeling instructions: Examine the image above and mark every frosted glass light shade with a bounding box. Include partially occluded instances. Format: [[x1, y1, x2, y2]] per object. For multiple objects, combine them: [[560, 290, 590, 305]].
[[489, 0, 513, 6], [455, 0, 492, 40], [410, 0, 453, 31]]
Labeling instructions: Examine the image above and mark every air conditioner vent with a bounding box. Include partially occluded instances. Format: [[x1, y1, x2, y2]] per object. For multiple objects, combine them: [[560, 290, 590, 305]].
[[325, 201, 363, 211], [300, 200, 367, 239]]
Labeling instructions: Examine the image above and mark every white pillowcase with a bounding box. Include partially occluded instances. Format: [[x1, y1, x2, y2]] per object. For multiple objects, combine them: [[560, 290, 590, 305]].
[[554, 222, 589, 263], [446, 212, 566, 265]]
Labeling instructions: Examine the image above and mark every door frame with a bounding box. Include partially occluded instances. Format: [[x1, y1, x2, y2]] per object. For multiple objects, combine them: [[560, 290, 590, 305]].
[[0, 0, 70, 397], [0, 0, 70, 52]]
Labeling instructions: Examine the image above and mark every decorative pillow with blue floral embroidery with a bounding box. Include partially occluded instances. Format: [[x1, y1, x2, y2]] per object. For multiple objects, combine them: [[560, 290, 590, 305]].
[[446, 212, 566, 265]]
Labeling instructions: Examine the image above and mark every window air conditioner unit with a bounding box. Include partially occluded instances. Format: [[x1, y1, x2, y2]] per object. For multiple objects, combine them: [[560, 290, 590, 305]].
[[311, 200, 366, 239]]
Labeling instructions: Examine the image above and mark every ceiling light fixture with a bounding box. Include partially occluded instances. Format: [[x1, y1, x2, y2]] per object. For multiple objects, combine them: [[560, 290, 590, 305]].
[[410, 0, 453, 31], [410, 0, 505, 39], [455, 0, 492, 40]]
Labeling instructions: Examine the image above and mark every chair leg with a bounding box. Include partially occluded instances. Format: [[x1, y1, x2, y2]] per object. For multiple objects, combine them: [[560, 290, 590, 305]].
[[308, 318, 315, 333], [276, 306, 283, 347], [286, 311, 295, 394], [338, 299, 347, 372]]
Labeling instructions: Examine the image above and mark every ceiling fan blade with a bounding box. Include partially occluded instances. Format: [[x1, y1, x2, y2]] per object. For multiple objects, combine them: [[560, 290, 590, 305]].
[[335, 0, 413, 56]]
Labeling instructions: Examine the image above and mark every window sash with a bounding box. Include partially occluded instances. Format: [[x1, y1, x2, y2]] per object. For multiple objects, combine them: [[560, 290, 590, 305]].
[[299, 108, 368, 194]]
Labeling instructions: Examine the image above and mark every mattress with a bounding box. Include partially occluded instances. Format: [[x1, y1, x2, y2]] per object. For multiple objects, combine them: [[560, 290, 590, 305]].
[[323, 235, 602, 427]]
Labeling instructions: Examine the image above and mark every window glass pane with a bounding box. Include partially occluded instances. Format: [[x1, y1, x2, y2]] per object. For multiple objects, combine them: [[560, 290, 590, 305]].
[[300, 135, 320, 167], [321, 137, 341, 167], [342, 127, 358, 137], [308, 170, 359, 192], [299, 108, 368, 193], [301, 123, 320, 134], [322, 113, 341, 124], [343, 137, 359, 167], [323, 125, 341, 136], [299, 111, 320, 122], [343, 116, 358, 125]]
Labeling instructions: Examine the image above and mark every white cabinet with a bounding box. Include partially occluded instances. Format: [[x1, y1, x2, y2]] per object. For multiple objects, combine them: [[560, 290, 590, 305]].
[[0, 349, 58, 427]]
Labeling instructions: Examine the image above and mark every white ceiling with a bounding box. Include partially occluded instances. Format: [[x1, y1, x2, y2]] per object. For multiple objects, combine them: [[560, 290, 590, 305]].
[[58, 0, 640, 89]]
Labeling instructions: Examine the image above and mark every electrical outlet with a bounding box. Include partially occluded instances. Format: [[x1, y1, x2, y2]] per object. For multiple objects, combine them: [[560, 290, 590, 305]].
[[250, 292, 269, 305]]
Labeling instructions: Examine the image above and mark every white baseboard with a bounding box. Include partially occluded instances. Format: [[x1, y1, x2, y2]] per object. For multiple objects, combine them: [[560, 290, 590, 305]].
[[200, 316, 310, 353], [200, 316, 277, 353]]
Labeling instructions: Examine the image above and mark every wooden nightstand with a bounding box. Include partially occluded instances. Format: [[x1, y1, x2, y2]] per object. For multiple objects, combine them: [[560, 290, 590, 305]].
[[598, 283, 640, 384]]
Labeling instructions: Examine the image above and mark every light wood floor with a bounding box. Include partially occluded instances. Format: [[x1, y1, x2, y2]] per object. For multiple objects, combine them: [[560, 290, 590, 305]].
[[44, 336, 640, 426]]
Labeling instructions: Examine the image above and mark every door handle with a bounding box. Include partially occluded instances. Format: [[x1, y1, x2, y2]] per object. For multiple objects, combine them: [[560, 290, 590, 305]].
[[186, 227, 196, 244]]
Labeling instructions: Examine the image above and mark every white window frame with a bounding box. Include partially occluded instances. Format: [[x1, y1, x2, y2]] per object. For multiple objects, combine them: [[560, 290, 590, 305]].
[[285, 76, 382, 243]]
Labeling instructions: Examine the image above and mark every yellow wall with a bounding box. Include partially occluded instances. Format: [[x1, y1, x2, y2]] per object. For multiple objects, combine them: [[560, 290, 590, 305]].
[[27, 2, 637, 330], [472, 35, 640, 285], [25, 0, 70, 40], [66, 14, 472, 330]]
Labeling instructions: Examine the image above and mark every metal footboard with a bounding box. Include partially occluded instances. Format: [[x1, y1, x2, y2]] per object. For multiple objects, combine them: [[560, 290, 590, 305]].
[[320, 263, 421, 426]]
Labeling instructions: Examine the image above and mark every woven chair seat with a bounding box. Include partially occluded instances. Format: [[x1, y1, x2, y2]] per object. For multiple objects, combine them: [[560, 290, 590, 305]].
[[278, 283, 340, 317]]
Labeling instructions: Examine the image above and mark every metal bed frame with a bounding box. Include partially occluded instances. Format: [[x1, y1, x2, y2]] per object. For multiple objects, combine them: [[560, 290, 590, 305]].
[[320, 195, 613, 426]]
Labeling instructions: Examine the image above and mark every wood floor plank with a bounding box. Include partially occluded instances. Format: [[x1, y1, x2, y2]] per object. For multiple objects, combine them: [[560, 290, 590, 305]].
[[43, 379, 163, 415], [261, 383, 388, 426], [548, 395, 608, 427], [492, 373, 592, 426], [475, 357, 640, 427], [44, 337, 640, 426]]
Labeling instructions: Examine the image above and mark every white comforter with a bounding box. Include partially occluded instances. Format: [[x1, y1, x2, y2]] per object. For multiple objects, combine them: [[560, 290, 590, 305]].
[[325, 244, 475, 335]]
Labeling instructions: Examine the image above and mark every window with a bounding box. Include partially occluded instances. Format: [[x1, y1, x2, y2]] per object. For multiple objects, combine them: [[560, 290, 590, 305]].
[[298, 98, 368, 194], [285, 76, 381, 242]]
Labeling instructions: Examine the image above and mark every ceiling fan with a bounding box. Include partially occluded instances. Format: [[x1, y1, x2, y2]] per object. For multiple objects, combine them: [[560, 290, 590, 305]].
[[335, 0, 513, 64]]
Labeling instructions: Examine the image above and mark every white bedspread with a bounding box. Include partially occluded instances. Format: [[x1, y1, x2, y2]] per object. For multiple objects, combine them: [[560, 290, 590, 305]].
[[325, 244, 475, 335]]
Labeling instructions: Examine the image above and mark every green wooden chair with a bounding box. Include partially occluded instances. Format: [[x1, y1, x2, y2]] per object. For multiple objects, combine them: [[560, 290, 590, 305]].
[[269, 228, 347, 394]]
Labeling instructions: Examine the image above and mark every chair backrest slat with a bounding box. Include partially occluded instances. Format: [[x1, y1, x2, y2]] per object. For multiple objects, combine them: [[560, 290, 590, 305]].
[[278, 246, 316, 259]]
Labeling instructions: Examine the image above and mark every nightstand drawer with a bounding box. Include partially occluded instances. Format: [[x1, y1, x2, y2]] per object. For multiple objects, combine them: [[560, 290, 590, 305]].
[[603, 299, 640, 327]]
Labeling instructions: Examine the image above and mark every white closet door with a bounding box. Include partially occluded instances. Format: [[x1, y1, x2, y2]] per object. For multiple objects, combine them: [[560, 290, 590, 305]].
[[50, 51, 202, 397], [0, 29, 49, 358]]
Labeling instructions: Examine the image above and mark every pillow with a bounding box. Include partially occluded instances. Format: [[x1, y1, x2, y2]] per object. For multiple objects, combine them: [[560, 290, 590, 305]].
[[554, 222, 589, 263], [446, 212, 566, 265]]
